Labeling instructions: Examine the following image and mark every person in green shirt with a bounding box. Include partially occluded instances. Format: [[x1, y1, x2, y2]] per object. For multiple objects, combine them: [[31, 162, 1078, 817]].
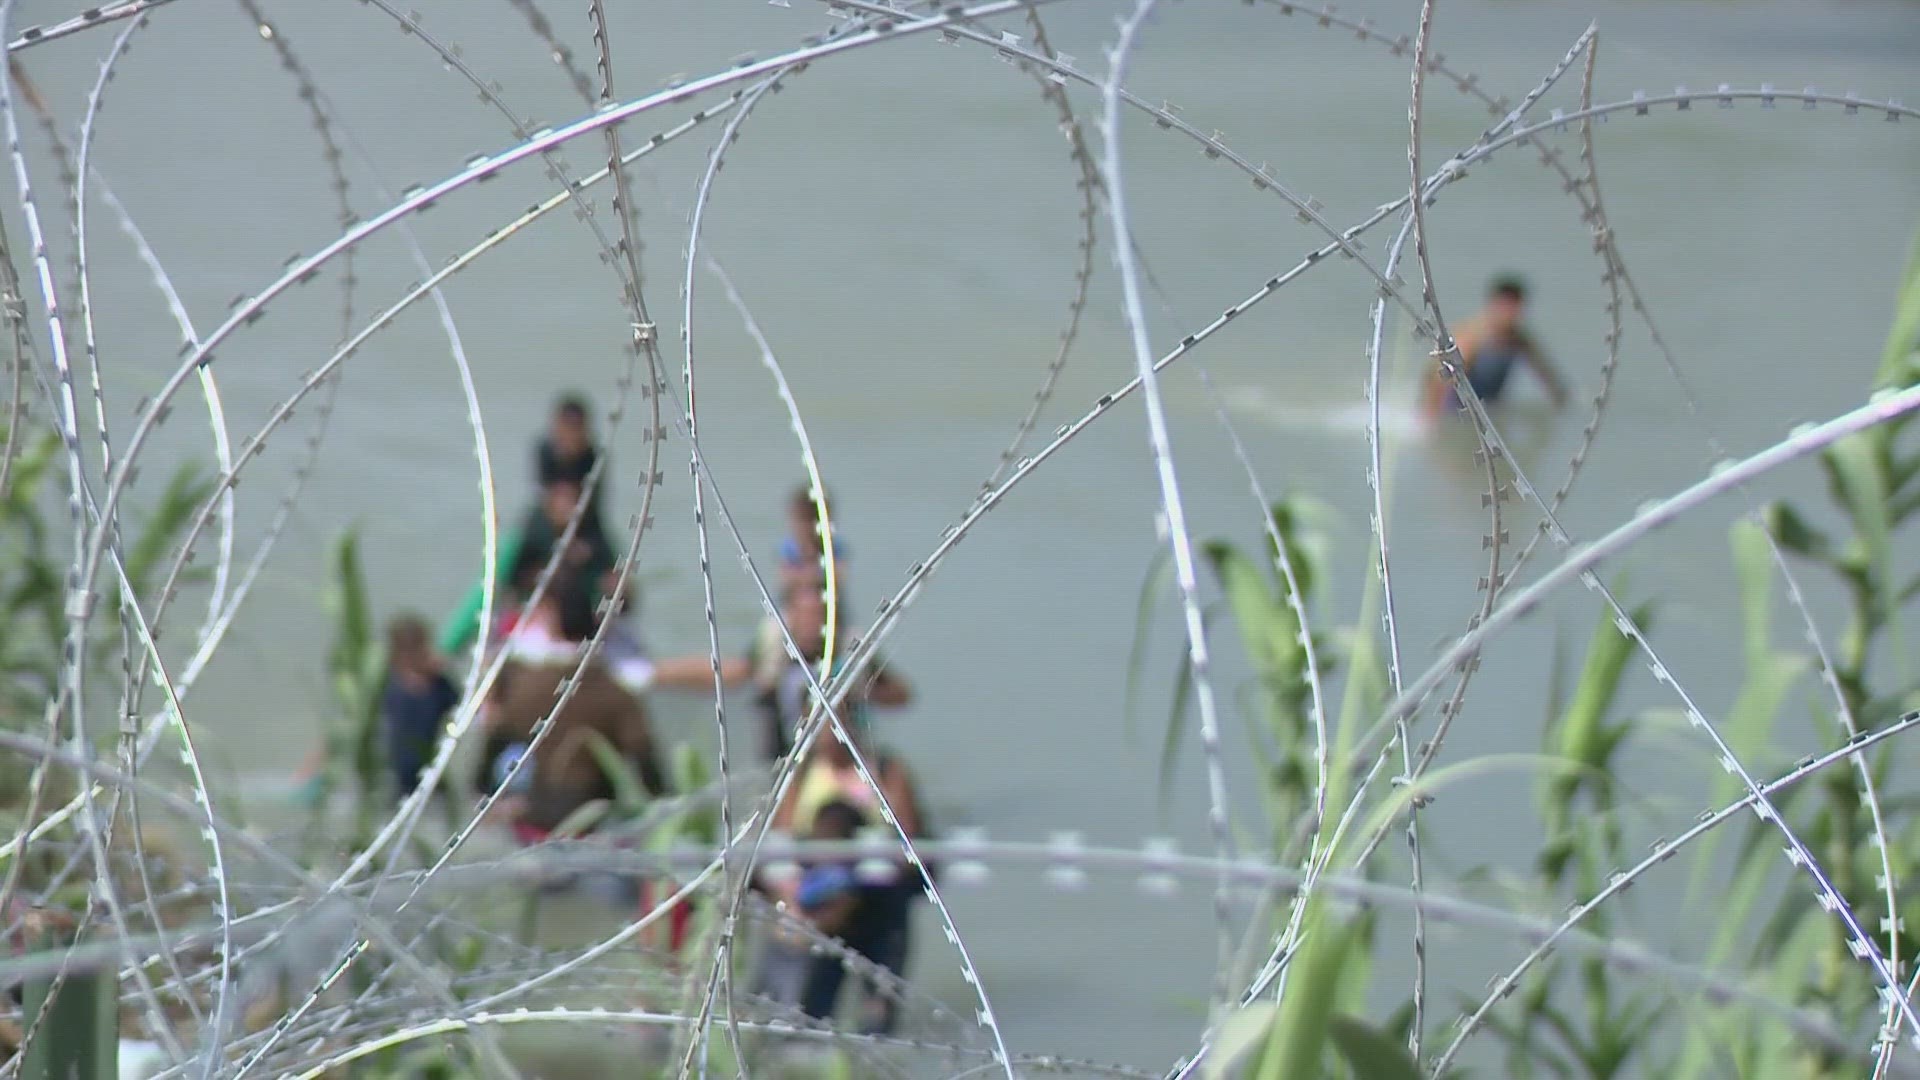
[[439, 476, 618, 658]]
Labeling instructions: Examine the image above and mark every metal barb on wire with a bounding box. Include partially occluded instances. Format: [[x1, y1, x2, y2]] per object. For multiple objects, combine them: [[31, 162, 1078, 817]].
[[2, 3, 1916, 1077]]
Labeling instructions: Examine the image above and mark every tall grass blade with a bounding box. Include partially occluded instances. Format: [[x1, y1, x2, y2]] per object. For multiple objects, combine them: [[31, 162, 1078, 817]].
[[119, 461, 212, 603], [1126, 547, 1175, 740], [1327, 1013, 1424, 1080], [1539, 594, 1648, 881], [1206, 1003, 1280, 1080], [1256, 908, 1359, 1080], [1203, 539, 1306, 721], [1160, 646, 1196, 808], [1873, 226, 1920, 392], [585, 731, 649, 815], [1684, 522, 1806, 901]]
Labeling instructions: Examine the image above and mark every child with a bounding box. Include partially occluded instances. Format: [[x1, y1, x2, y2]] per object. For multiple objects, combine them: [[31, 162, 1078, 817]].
[[778, 485, 848, 598], [381, 615, 459, 800], [754, 800, 865, 1011], [287, 613, 457, 807], [753, 486, 850, 757]]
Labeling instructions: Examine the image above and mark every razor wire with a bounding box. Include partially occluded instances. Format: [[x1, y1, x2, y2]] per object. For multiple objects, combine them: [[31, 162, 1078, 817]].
[[0, 0, 1914, 1077]]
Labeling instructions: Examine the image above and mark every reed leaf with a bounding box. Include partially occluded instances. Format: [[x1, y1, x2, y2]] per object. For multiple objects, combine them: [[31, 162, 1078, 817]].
[[1159, 642, 1196, 808], [550, 799, 611, 840], [118, 460, 214, 604], [1760, 500, 1835, 566], [584, 730, 650, 815], [1361, 754, 1587, 864], [1206, 1004, 1279, 1080], [1256, 907, 1361, 1080], [1326, 1013, 1423, 1080], [1203, 537, 1308, 732], [1821, 437, 1892, 622], [1334, 908, 1377, 1021], [1684, 523, 1806, 904], [1125, 547, 1175, 740], [316, 525, 388, 847], [1539, 595, 1649, 882], [1873, 225, 1920, 395]]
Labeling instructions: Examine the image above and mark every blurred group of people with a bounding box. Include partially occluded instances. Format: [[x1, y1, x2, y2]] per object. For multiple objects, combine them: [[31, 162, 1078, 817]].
[[343, 394, 929, 1034]]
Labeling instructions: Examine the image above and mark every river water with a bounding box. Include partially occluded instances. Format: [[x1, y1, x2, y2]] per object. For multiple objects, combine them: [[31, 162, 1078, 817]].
[[10, 0, 1919, 1069]]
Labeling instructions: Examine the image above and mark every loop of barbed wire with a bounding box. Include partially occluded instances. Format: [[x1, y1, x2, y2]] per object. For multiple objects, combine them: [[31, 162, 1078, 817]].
[[0, 0, 1915, 1077]]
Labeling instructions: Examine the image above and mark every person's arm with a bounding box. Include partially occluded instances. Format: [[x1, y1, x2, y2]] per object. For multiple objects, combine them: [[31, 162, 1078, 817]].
[[436, 529, 525, 657], [1421, 326, 1479, 419], [1420, 365, 1450, 420], [584, 531, 619, 581], [810, 891, 860, 937], [750, 617, 787, 688], [859, 662, 912, 710], [288, 744, 329, 805], [771, 771, 802, 832], [877, 757, 922, 839], [1520, 330, 1568, 409], [647, 652, 751, 690]]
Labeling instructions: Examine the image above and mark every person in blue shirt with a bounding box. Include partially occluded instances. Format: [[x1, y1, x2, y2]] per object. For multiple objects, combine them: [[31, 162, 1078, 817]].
[[779, 484, 848, 595], [753, 799, 867, 1010], [380, 614, 459, 799], [287, 613, 456, 807]]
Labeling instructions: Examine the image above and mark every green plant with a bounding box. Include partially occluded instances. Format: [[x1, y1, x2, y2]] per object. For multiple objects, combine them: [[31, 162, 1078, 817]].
[[299, 525, 390, 855], [1134, 497, 1336, 855], [1134, 231, 1920, 1079], [15, 912, 117, 1080], [0, 418, 212, 914], [0, 423, 213, 733], [1479, 601, 1663, 1080], [1716, 229, 1920, 1074]]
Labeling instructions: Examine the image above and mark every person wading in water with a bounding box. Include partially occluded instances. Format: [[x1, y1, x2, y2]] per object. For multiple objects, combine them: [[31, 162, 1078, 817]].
[[537, 393, 610, 545], [482, 575, 666, 834], [771, 712, 927, 1035], [477, 574, 752, 806], [752, 579, 910, 762], [757, 575, 922, 1033], [1421, 275, 1568, 419], [439, 475, 620, 659], [380, 615, 459, 802]]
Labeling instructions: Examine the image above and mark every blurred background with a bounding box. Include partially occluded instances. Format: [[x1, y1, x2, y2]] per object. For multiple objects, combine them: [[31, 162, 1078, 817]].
[[6, 0, 1917, 1067]]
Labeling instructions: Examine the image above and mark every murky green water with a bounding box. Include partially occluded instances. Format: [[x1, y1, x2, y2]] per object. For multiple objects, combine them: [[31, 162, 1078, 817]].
[[11, 0, 1919, 1067]]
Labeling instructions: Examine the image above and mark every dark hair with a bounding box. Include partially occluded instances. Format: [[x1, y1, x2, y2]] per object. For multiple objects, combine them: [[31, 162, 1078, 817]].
[[554, 575, 602, 643], [508, 555, 543, 600], [790, 484, 829, 514], [1488, 274, 1528, 302], [812, 799, 866, 840], [387, 614, 431, 662], [553, 394, 590, 424]]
